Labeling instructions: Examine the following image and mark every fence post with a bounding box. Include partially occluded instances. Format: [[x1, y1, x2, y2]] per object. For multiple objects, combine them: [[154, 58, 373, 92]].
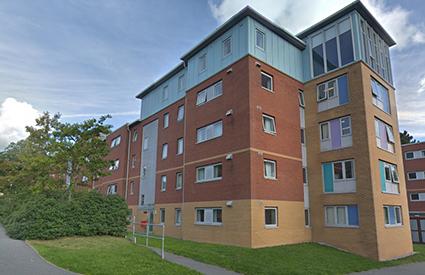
[[132, 215, 136, 244], [161, 224, 165, 259]]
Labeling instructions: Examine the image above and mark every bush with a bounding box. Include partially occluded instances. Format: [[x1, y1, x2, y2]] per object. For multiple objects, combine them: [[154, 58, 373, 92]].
[[1, 191, 130, 240]]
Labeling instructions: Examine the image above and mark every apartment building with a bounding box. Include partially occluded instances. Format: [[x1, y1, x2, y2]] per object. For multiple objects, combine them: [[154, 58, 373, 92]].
[[93, 1, 413, 261], [402, 142, 425, 216]]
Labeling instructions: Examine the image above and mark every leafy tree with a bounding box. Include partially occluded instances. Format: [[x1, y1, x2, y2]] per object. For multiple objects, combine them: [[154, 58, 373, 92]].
[[400, 130, 418, 145], [0, 112, 112, 199]]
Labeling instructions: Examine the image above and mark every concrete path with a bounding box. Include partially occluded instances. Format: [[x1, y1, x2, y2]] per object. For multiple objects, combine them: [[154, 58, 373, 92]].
[[151, 247, 240, 275], [352, 262, 425, 275], [0, 225, 75, 275]]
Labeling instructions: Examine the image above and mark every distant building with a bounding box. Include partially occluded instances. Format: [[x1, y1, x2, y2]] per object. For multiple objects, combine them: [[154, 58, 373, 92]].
[[94, 1, 412, 261]]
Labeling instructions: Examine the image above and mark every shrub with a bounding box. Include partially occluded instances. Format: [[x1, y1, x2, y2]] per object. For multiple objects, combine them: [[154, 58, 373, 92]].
[[1, 191, 130, 240]]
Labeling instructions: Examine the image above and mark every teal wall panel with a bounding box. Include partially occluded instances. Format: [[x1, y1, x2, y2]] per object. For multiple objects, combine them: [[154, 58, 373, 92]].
[[323, 163, 334, 192], [379, 161, 386, 192]]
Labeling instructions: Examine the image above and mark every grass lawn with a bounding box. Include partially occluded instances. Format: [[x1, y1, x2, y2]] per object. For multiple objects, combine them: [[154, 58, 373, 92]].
[[133, 234, 425, 275], [29, 236, 199, 275]]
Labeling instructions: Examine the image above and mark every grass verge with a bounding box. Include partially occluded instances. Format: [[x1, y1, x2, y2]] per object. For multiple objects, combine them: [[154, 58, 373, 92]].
[[132, 234, 425, 275], [29, 236, 199, 275]]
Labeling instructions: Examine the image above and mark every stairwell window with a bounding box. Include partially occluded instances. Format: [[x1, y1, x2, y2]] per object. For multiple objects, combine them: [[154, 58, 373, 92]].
[[298, 90, 305, 107], [256, 29, 265, 50], [175, 208, 182, 226], [264, 159, 276, 180], [265, 207, 277, 228], [163, 113, 169, 128], [261, 72, 273, 91], [340, 116, 352, 136], [162, 86, 169, 101], [262, 114, 276, 134]]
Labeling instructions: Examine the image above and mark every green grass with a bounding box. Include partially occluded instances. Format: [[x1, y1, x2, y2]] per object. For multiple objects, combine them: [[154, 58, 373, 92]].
[[29, 236, 199, 275], [132, 234, 425, 275]]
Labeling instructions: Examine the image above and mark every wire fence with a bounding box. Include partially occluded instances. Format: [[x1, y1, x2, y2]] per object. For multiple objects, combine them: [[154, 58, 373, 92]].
[[130, 216, 165, 259]]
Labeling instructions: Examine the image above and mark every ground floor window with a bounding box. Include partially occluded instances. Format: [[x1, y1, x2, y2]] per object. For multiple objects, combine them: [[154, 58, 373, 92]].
[[325, 205, 358, 227], [175, 208, 182, 226], [160, 208, 165, 224], [195, 208, 222, 225], [265, 207, 278, 228], [384, 205, 402, 226], [304, 209, 310, 227]]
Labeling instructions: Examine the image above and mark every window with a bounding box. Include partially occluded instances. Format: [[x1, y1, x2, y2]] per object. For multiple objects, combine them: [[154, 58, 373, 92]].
[[177, 138, 184, 155], [301, 129, 305, 144], [195, 208, 222, 225], [262, 114, 276, 134], [132, 131, 138, 142], [381, 161, 399, 194], [261, 72, 273, 91], [264, 159, 276, 180], [340, 116, 352, 136], [178, 75, 185, 91], [162, 144, 168, 159], [333, 160, 354, 180], [196, 163, 222, 183], [161, 175, 167, 192], [265, 207, 277, 227], [110, 136, 121, 148], [198, 53, 207, 73], [222, 36, 231, 57], [320, 122, 330, 140], [177, 105, 184, 121], [410, 193, 425, 201], [255, 29, 265, 50], [131, 155, 136, 169], [197, 120, 223, 143], [298, 90, 305, 107], [109, 159, 120, 171], [383, 206, 402, 226], [316, 75, 349, 112], [107, 184, 117, 195], [325, 205, 359, 227], [339, 28, 354, 66], [160, 208, 165, 224], [176, 172, 183, 190], [312, 44, 325, 76], [371, 78, 390, 114], [175, 208, 182, 226], [304, 209, 310, 226], [130, 181, 135, 195], [162, 86, 169, 101], [163, 113, 169, 128], [317, 79, 337, 102], [196, 81, 223, 106], [408, 172, 417, 180], [375, 118, 395, 152], [302, 167, 307, 184], [385, 125, 395, 144], [325, 37, 338, 71], [405, 152, 414, 159], [143, 137, 149, 151]]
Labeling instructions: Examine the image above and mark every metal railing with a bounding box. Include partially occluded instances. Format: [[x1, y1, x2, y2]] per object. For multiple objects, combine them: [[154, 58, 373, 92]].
[[130, 216, 165, 259]]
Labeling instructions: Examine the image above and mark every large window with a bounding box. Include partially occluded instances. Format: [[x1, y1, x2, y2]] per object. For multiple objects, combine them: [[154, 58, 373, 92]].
[[195, 208, 222, 225], [371, 78, 390, 114], [177, 138, 184, 155], [176, 172, 183, 190], [311, 18, 354, 77], [161, 175, 167, 192], [325, 205, 359, 227], [262, 114, 276, 134], [178, 74, 185, 91], [261, 72, 273, 91], [222, 36, 232, 57], [196, 163, 222, 183], [110, 136, 121, 148], [265, 207, 278, 228], [264, 159, 277, 180], [320, 122, 330, 141], [316, 75, 349, 112], [177, 105, 184, 121], [162, 144, 168, 159], [197, 120, 223, 143], [196, 81, 223, 106], [383, 206, 402, 226], [323, 160, 356, 193], [256, 29, 265, 50]]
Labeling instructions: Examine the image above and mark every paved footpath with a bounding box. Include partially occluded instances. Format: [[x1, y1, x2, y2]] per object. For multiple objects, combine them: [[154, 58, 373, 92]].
[[352, 262, 425, 275], [151, 247, 240, 275], [0, 225, 75, 275]]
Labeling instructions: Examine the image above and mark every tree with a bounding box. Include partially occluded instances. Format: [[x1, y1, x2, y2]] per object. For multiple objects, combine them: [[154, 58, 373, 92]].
[[0, 112, 112, 199], [400, 130, 418, 145]]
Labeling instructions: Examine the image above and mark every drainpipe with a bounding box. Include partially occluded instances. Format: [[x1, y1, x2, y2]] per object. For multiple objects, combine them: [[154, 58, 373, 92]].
[[125, 124, 131, 200]]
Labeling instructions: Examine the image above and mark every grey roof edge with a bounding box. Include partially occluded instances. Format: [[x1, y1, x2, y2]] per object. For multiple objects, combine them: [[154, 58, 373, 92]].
[[402, 141, 425, 147], [136, 62, 185, 99], [297, 0, 396, 46], [181, 6, 306, 63]]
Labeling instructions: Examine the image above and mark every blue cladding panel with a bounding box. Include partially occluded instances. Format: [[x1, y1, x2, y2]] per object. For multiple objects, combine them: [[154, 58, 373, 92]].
[[338, 75, 349, 105], [379, 161, 386, 192], [323, 163, 334, 192], [348, 205, 359, 226]]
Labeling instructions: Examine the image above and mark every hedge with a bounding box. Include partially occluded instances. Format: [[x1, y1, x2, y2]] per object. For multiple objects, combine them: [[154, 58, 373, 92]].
[[0, 191, 130, 240]]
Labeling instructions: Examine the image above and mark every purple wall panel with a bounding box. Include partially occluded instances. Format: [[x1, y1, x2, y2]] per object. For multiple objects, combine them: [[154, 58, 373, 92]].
[[379, 121, 388, 150], [330, 119, 342, 149]]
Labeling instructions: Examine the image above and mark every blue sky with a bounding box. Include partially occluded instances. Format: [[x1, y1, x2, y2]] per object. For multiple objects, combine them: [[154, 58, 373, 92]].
[[0, 0, 424, 149]]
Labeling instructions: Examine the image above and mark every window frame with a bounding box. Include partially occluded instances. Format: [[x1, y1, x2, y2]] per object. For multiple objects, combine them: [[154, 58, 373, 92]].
[[176, 137, 184, 155], [340, 116, 352, 137], [324, 205, 358, 228], [177, 105, 185, 121], [143, 137, 149, 151], [264, 159, 277, 180], [196, 120, 223, 144], [178, 74, 185, 91], [106, 184, 117, 195], [176, 172, 183, 190], [162, 86, 169, 101], [163, 113, 169, 128], [132, 131, 138, 142], [255, 29, 265, 50], [161, 143, 168, 160], [196, 81, 223, 106], [262, 114, 277, 135], [110, 136, 121, 148], [264, 207, 278, 228], [261, 71, 273, 92], [196, 163, 223, 183], [320, 122, 330, 141], [195, 207, 222, 226], [383, 205, 402, 227], [222, 36, 232, 57], [198, 53, 207, 73], [161, 175, 167, 192]]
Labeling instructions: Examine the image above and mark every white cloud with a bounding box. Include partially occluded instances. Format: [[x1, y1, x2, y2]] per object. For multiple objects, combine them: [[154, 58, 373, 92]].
[[208, 0, 425, 49], [0, 98, 39, 150]]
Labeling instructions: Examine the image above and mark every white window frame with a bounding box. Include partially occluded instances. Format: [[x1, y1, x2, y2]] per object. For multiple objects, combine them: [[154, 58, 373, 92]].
[[261, 71, 273, 92], [175, 208, 182, 226], [332, 160, 355, 181], [317, 78, 339, 102], [262, 114, 276, 135], [325, 205, 356, 227], [162, 143, 168, 160], [383, 162, 399, 184], [195, 208, 222, 225], [340, 116, 352, 137], [177, 138, 184, 155], [163, 113, 169, 128], [320, 122, 330, 141], [196, 81, 223, 106], [196, 163, 222, 183], [161, 175, 167, 192], [110, 136, 121, 148], [255, 29, 265, 50], [264, 207, 278, 228], [177, 105, 184, 121], [196, 120, 223, 143], [176, 172, 183, 190], [222, 36, 232, 57], [383, 205, 402, 227], [264, 159, 277, 180], [107, 184, 117, 195], [198, 53, 207, 73]]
